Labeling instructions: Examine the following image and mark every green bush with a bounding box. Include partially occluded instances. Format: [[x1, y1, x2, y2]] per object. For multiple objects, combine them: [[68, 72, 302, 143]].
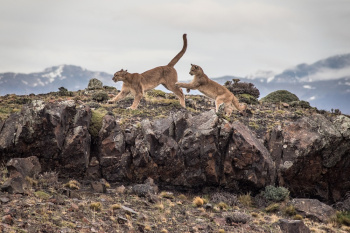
[[103, 86, 117, 91], [237, 94, 259, 105], [147, 89, 166, 98], [284, 205, 296, 216], [224, 80, 260, 99], [290, 100, 311, 109], [89, 109, 108, 138], [336, 211, 350, 226], [92, 92, 109, 102], [58, 87, 73, 96], [262, 185, 290, 202], [14, 97, 32, 105], [260, 90, 299, 103]]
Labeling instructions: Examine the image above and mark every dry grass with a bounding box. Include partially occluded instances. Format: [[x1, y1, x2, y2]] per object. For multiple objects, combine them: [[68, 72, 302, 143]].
[[192, 196, 204, 207]]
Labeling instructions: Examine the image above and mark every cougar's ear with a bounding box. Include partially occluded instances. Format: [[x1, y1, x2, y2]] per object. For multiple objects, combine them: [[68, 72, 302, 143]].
[[125, 70, 127, 72], [194, 65, 198, 69]]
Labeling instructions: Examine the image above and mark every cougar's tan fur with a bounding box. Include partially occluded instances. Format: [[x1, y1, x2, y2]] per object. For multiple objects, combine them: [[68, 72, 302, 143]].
[[176, 64, 246, 115], [108, 34, 187, 109]]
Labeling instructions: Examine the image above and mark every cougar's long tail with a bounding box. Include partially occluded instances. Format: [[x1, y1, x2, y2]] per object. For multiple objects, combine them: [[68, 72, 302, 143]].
[[167, 34, 187, 67]]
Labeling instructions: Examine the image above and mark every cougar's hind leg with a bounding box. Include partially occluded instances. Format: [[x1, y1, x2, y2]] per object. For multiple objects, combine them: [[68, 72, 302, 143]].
[[215, 97, 225, 112], [232, 95, 243, 112]]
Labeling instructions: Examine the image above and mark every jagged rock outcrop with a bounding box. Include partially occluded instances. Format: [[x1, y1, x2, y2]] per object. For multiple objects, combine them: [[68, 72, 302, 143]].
[[0, 100, 91, 178], [97, 109, 275, 192], [266, 114, 350, 202], [1, 101, 350, 202]]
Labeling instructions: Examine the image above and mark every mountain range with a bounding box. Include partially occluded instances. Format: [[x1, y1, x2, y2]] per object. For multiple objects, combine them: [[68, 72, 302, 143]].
[[0, 54, 349, 114]]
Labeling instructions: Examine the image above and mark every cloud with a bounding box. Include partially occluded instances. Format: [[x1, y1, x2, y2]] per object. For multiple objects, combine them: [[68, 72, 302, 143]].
[[300, 66, 350, 82], [128, 0, 294, 36], [303, 85, 315, 89]]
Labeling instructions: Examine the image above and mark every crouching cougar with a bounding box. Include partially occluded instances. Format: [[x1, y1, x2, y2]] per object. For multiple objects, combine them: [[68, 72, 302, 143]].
[[176, 64, 246, 115]]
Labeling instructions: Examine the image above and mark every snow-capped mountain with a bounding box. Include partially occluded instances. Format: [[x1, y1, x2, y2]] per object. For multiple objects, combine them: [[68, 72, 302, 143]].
[[213, 53, 350, 114], [0, 65, 117, 95]]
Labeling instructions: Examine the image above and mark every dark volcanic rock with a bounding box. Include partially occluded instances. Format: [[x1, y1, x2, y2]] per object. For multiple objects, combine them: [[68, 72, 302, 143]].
[[98, 114, 132, 181], [0, 100, 91, 178], [267, 114, 350, 202], [221, 121, 275, 193], [1, 100, 349, 203]]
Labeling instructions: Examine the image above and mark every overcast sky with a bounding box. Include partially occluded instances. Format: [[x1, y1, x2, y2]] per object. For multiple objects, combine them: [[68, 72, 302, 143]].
[[1, 0, 349, 80]]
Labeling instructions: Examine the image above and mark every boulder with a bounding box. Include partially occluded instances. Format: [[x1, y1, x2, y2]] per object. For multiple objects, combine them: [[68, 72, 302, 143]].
[[91, 180, 107, 193], [1, 156, 41, 194], [224, 211, 251, 225], [132, 177, 158, 197], [279, 219, 310, 233], [1, 172, 27, 194], [6, 156, 41, 178], [267, 114, 350, 202], [87, 78, 103, 90], [291, 198, 336, 223]]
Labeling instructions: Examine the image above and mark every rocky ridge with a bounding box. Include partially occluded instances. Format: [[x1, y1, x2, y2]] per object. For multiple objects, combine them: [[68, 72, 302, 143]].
[[1, 89, 350, 232], [0, 92, 349, 204]]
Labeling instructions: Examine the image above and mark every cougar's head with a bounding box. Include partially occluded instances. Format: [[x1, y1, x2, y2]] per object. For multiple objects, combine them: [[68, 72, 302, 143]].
[[112, 69, 128, 82], [189, 64, 201, 76]]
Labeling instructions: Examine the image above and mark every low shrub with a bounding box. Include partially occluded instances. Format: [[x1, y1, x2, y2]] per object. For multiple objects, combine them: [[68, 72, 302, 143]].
[[336, 211, 350, 226], [262, 185, 290, 202], [90, 202, 102, 211], [260, 90, 299, 103], [58, 87, 73, 96], [147, 89, 166, 98], [238, 193, 252, 207], [64, 180, 81, 190], [265, 203, 280, 213], [193, 197, 204, 207], [92, 92, 109, 102], [284, 205, 296, 216], [237, 94, 259, 105], [89, 108, 108, 138]]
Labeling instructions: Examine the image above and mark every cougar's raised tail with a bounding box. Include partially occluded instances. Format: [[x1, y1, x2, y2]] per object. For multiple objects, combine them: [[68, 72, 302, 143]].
[[167, 34, 187, 67]]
